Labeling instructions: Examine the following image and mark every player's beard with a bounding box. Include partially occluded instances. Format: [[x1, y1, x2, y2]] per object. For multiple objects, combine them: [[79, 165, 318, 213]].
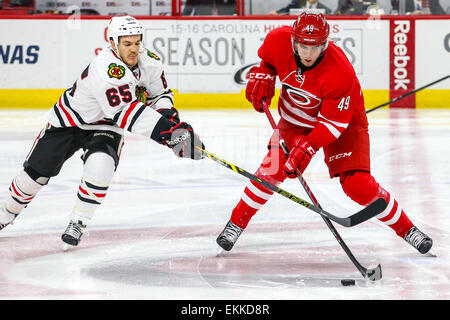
[[124, 54, 138, 68]]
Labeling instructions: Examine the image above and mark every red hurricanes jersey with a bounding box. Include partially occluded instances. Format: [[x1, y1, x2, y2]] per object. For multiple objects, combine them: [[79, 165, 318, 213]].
[[258, 26, 368, 150]]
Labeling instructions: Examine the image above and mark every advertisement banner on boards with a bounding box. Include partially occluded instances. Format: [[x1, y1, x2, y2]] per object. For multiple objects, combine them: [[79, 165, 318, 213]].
[[415, 19, 450, 89], [0, 18, 389, 93], [146, 18, 389, 92], [390, 18, 415, 108]]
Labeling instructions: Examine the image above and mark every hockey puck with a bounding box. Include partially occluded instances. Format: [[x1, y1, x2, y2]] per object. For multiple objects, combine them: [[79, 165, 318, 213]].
[[340, 279, 356, 286]]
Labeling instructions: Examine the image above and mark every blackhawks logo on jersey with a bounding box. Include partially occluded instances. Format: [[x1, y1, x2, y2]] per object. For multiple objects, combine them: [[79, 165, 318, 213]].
[[136, 85, 148, 103], [108, 63, 126, 80], [146, 49, 160, 60]]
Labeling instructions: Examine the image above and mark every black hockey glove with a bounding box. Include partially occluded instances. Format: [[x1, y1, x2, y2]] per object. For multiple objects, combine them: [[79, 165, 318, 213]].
[[151, 117, 205, 160], [157, 107, 180, 124]]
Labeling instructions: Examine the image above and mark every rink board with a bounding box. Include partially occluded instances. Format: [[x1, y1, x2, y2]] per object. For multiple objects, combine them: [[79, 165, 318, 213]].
[[0, 16, 448, 109]]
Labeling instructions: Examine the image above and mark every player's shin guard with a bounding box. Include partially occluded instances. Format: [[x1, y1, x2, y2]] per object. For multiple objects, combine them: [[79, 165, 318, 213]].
[[1, 169, 46, 229], [341, 171, 432, 253], [340, 171, 413, 237], [70, 152, 115, 224], [230, 148, 287, 229], [373, 187, 414, 237]]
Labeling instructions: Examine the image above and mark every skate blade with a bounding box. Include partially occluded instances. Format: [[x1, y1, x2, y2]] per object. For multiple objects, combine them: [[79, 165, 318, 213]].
[[62, 243, 75, 252], [215, 247, 226, 257], [425, 250, 437, 257]]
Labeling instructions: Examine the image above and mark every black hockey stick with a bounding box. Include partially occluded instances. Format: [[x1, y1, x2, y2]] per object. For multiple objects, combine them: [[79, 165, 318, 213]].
[[261, 100, 382, 281], [200, 147, 386, 228], [366, 75, 450, 114]]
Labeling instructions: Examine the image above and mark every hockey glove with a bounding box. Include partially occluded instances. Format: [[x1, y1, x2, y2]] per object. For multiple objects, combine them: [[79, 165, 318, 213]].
[[246, 65, 276, 112], [283, 138, 316, 178], [157, 107, 180, 124], [151, 119, 205, 160]]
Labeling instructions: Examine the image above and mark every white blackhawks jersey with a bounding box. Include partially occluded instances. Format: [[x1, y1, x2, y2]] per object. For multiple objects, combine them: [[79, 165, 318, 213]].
[[47, 45, 173, 136]]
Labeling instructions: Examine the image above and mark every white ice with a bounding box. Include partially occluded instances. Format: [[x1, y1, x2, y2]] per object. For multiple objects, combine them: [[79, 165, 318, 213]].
[[0, 108, 449, 300]]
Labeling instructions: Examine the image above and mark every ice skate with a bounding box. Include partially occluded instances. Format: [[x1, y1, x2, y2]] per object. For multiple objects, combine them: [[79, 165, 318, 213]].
[[61, 220, 87, 248], [404, 226, 433, 254], [216, 220, 243, 251], [0, 206, 17, 231]]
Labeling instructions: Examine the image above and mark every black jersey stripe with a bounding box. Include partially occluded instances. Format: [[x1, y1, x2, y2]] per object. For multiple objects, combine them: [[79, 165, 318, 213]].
[[112, 110, 122, 123], [147, 94, 174, 107], [62, 91, 87, 125], [81, 64, 90, 79], [147, 90, 173, 101], [53, 105, 67, 128]]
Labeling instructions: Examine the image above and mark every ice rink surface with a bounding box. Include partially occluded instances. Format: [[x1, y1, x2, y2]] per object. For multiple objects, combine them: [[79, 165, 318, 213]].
[[1, 108, 449, 300]]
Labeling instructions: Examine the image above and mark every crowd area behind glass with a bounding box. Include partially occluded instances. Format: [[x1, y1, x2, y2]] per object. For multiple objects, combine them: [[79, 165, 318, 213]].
[[0, 0, 449, 16]]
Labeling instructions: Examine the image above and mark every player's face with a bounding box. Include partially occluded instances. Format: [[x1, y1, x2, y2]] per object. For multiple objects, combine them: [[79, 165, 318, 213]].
[[295, 42, 323, 67], [115, 35, 141, 67]]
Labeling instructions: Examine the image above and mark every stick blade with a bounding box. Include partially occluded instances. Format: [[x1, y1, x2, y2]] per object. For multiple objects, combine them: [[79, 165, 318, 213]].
[[365, 264, 382, 281]]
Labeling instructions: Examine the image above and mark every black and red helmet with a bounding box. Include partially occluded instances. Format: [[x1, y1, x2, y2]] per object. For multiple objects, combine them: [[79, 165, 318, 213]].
[[292, 12, 330, 46]]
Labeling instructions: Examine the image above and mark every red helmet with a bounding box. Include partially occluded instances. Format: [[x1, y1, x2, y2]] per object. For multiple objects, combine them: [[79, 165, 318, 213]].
[[292, 12, 330, 46]]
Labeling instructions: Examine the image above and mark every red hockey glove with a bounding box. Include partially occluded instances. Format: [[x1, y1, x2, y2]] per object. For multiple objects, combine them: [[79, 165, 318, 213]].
[[284, 138, 316, 178], [157, 107, 180, 124], [151, 120, 205, 160], [246, 65, 276, 112]]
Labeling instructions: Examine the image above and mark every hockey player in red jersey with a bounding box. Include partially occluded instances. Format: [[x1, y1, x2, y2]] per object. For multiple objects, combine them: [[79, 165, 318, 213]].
[[216, 12, 433, 254], [0, 16, 205, 248]]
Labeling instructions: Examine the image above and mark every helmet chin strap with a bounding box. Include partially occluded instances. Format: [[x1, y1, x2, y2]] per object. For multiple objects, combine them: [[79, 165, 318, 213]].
[[321, 39, 329, 53]]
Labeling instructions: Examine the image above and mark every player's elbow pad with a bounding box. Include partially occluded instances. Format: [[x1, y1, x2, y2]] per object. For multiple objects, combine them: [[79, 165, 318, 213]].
[[116, 104, 165, 138]]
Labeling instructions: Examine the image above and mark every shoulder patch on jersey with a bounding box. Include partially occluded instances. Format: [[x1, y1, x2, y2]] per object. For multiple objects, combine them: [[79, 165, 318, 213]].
[[146, 49, 160, 60], [108, 63, 126, 80]]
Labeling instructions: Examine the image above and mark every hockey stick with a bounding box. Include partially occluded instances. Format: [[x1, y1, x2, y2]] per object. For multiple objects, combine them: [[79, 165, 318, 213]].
[[200, 147, 386, 228], [261, 100, 383, 281], [366, 75, 449, 114]]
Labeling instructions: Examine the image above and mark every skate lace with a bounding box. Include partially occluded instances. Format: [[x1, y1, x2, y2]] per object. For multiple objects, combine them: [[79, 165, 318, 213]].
[[407, 228, 426, 248], [64, 221, 86, 239], [223, 222, 243, 240]]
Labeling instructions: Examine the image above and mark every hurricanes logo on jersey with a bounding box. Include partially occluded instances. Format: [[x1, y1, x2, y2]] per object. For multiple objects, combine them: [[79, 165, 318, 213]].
[[146, 49, 160, 60], [108, 63, 125, 79], [135, 86, 148, 103], [282, 83, 321, 109]]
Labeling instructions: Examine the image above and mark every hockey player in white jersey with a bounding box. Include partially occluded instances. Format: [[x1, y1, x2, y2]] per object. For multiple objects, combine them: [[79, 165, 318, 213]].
[[0, 16, 205, 248]]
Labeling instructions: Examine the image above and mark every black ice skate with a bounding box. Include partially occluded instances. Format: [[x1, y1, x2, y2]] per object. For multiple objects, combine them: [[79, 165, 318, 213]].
[[404, 226, 433, 254], [61, 220, 86, 247], [216, 220, 243, 251]]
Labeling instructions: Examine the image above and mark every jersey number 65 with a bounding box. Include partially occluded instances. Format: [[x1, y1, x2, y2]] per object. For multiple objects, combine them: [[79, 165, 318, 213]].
[[106, 84, 133, 107]]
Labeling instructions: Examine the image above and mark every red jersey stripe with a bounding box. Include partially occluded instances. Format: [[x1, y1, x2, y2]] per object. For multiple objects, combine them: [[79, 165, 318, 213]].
[[58, 96, 77, 126], [119, 101, 140, 129]]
